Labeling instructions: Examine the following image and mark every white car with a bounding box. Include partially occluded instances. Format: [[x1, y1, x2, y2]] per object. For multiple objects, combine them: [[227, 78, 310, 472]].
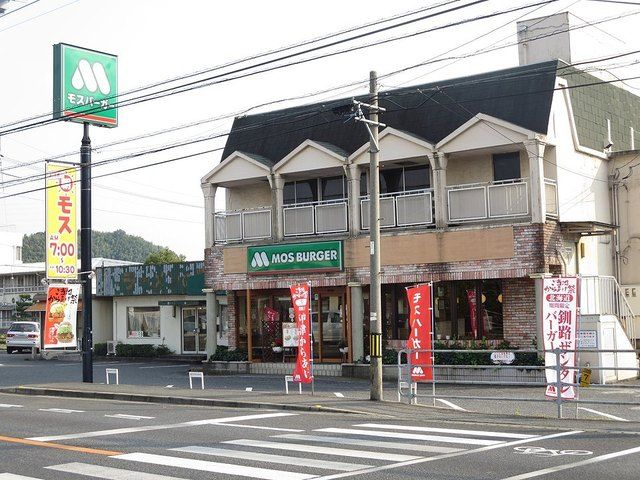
[[6, 321, 40, 354]]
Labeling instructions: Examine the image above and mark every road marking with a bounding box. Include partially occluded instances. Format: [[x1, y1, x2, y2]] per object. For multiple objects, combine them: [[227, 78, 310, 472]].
[[577, 407, 629, 422], [0, 404, 22, 408], [246, 387, 253, 392], [354, 424, 533, 439], [274, 434, 465, 454], [105, 414, 155, 420], [334, 392, 344, 398], [221, 424, 304, 432], [139, 365, 187, 369], [435, 399, 467, 411], [165, 385, 174, 388], [0, 435, 122, 456], [38, 408, 85, 414], [47, 462, 189, 479], [172, 446, 370, 471], [311, 430, 582, 480], [316, 428, 501, 446], [0, 474, 44, 479], [28, 412, 297, 441], [224, 439, 420, 462], [113, 452, 315, 480], [501, 445, 640, 479]]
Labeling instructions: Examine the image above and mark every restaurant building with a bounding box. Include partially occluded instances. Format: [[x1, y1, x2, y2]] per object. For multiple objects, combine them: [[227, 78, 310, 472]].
[[201, 54, 640, 362]]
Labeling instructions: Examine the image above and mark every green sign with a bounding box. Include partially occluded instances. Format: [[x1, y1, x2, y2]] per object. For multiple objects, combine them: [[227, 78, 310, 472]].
[[53, 43, 118, 128], [248, 241, 343, 274]]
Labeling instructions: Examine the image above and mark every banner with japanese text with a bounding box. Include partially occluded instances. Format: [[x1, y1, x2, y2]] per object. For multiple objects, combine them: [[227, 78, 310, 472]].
[[542, 277, 579, 400], [407, 283, 433, 382], [44, 284, 80, 349], [290, 283, 313, 383], [46, 163, 77, 280]]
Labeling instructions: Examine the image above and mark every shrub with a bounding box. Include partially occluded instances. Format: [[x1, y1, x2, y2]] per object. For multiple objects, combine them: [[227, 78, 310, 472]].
[[94, 343, 107, 356], [115, 343, 157, 358], [0, 334, 5, 346], [155, 344, 173, 356], [209, 346, 248, 362]]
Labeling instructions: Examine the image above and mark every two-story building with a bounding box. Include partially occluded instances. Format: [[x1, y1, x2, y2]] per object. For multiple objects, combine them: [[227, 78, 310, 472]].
[[201, 23, 640, 363]]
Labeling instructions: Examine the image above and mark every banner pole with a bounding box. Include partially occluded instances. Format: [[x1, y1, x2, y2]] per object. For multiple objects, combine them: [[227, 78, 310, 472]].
[[309, 282, 315, 396], [430, 282, 436, 407]]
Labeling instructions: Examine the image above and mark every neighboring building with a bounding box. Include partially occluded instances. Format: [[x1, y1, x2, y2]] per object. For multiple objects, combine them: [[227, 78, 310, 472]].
[[201, 15, 639, 363], [95, 261, 227, 355]]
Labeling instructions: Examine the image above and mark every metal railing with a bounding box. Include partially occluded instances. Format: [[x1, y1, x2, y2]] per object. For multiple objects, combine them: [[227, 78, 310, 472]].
[[0, 286, 45, 294], [397, 347, 640, 419], [214, 208, 272, 243], [544, 179, 558, 217], [580, 275, 636, 342], [360, 189, 433, 230], [447, 179, 529, 222], [283, 199, 348, 237]]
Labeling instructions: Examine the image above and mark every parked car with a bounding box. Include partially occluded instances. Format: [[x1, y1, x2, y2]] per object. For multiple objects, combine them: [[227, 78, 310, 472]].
[[6, 321, 40, 354]]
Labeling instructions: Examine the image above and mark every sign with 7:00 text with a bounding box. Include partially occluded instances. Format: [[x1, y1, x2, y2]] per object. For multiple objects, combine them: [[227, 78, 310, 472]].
[[53, 43, 118, 128], [248, 241, 342, 274]]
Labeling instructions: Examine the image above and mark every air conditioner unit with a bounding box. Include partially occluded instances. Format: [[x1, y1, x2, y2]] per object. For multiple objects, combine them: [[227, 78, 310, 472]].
[[106, 341, 117, 356]]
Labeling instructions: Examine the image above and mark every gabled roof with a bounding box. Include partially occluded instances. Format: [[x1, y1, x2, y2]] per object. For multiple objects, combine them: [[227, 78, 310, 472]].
[[349, 127, 434, 164], [201, 150, 271, 185], [274, 139, 347, 173]]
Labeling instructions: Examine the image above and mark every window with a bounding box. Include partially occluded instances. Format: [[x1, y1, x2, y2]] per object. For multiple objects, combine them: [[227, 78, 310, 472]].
[[15, 246, 21, 262], [321, 176, 347, 201], [492, 152, 521, 181], [283, 179, 318, 204], [126, 307, 160, 338], [361, 165, 430, 195]]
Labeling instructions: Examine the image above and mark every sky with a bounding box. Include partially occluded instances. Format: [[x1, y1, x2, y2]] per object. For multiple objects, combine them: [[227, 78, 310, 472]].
[[0, 0, 639, 260]]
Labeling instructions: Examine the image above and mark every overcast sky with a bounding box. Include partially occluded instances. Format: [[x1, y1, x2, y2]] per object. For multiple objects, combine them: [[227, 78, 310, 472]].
[[0, 0, 638, 260]]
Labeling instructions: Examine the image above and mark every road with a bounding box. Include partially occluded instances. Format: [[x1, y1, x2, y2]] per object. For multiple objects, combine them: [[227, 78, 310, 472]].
[[1, 393, 640, 479]]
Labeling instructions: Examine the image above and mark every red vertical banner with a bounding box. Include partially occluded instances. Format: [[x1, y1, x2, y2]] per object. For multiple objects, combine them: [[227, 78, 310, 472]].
[[290, 283, 313, 383], [466, 289, 478, 339], [406, 284, 433, 382]]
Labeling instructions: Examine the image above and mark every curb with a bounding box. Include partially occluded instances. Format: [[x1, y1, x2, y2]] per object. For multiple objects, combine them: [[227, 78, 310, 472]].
[[0, 386, 370, 415]]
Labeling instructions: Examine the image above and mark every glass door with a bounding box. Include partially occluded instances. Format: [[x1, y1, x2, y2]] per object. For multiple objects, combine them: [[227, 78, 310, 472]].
[[182, 308, 197, 353], [197, 307, 207, 353], [321, 294, 344, 360]]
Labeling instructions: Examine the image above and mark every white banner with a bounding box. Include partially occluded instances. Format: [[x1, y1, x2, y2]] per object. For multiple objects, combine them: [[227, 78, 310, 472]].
[[282, 322, 299, 348], [542, 277, 578, 400]]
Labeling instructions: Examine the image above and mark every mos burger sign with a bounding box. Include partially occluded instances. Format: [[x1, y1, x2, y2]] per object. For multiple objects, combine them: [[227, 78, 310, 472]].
[[248, 241, 342, 274]]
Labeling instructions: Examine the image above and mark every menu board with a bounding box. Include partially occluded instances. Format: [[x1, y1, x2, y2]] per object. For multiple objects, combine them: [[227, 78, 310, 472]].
[[282, 322, 299, 347]]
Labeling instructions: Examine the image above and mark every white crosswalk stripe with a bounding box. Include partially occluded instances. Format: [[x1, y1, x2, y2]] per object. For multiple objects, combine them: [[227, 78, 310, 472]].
[[353, 423, 535, 439], [0, 475, 43, 480], [315, 427, 502, 445], [47, 463, 189, 479]]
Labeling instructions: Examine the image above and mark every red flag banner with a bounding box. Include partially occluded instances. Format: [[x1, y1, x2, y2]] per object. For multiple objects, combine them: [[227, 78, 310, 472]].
[[466, 289, 478, 339], [542, 277, 578, 400], [290, 283, 313, 383], [406, 284, 433, 382]]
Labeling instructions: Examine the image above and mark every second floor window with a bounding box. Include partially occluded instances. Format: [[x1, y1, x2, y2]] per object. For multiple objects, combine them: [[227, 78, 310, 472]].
[[360, 165, 430, 196], [492, 152, 521, 181], [284, 176, 347, 204]]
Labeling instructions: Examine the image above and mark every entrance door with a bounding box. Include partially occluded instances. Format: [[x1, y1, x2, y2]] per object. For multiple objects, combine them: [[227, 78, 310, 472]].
[[182, 307, 207, 354], [320, 294, 344, 360]]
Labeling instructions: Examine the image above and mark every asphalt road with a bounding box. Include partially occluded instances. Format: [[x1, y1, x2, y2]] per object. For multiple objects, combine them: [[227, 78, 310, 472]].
[[3, 351, 640, 423], [1, 393, 640, 479]]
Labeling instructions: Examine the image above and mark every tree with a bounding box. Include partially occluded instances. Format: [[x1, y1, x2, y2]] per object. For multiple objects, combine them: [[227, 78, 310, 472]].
[[144, 248, 186, 265], [14, 294, 33, 321]]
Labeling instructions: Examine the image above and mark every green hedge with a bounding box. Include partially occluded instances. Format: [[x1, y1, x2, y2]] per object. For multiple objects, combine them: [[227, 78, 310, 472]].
[[0, 334, 5, 346], [90, 343, 175, 358], [209, 346, 248, 362], [94, 343, 107, 356]]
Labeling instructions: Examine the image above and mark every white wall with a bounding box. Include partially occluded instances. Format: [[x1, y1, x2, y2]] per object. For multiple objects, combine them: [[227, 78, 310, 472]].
[[615, 154, 640, 285], [92, 298, 113, 344], [225, 183, 272, 211], [0, 231, 23, 265]]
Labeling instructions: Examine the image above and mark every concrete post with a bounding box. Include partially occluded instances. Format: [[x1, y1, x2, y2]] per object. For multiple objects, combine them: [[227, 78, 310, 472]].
[[349, 283, 364, 362], [201, 183, 217, 247], [432, 152, 448, 228], [525, 139, 547, 224], [205, 291, 218, 360], [347, 163, 361, 236], [270, 173, 285, 241]]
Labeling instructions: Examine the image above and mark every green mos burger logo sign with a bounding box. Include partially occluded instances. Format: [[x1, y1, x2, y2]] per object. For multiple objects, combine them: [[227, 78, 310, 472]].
[[247, 241, 342, 274]]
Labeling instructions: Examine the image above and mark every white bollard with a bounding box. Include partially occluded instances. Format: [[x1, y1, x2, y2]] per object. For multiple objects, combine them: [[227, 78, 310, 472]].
[[189, 371, 204, 390], [105, 368, 119, 385], [284, 375, 302, 395]]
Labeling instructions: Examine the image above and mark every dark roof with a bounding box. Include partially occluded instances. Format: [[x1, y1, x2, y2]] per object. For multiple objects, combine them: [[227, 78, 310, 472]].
[[221, 61, 560, 165]]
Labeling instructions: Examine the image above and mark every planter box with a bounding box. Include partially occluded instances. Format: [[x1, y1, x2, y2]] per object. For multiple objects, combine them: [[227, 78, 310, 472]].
[[202, 361, 251, 375]]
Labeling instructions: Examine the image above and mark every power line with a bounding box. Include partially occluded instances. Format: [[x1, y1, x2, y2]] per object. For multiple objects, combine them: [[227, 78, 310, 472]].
[[0, 0, 40, 19], [0, 0, 79, 34]]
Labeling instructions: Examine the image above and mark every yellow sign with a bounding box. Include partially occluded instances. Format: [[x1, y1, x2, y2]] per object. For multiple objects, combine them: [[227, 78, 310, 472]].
[[46, 163, 78, 279], [579, 368, 592, 387]]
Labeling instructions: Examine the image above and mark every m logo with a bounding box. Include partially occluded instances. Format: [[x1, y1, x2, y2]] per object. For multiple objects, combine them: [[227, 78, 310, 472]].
[[250, 251, 270, 268], [412, 366, 424, 376], [71, 59, 111, 95]]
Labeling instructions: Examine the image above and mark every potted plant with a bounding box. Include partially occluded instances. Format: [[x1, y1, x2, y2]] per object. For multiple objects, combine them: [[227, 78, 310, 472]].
[[271, 338, 283, 353], [337, 339, 348, 354]]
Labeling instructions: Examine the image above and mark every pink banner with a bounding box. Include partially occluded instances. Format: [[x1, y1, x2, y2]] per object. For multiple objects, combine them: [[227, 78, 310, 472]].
[[290, 283, 313, 383], [407, 284, 433, 382], [466, 289, 478, 339]]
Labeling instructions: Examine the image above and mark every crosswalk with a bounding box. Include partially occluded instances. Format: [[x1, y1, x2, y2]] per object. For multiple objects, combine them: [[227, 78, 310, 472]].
[[1, 423, 537, 480]]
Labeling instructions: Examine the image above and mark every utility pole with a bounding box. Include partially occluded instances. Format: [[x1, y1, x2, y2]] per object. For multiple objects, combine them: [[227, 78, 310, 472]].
[[81, 122, 93, 383]]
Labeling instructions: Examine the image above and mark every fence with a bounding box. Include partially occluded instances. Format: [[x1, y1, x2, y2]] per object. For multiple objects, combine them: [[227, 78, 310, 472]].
[[360, 189, 433, 229], [397, 347, 640, 419], [283, 199, 348, 237], [214, 208, 272, 243], [447, 179, 529, 222]]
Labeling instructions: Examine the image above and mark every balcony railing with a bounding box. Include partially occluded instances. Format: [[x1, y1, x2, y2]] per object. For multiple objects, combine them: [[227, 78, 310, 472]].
[[214, 208, 272, 243], [361, 189, 434, 230], [447, 179, 529, 223], [283, 199, 348, 237]]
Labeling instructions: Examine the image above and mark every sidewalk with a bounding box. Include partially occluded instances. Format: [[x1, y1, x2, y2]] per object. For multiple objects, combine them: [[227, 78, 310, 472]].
[[3, 381, 640, 434]]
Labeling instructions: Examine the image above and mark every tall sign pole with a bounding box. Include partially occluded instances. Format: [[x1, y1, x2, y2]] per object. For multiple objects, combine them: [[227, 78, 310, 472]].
[[368, 71, 383, 401], [80, 122, 93, 383]]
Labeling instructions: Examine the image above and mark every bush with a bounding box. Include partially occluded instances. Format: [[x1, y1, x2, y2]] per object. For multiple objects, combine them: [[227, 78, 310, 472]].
[[115, 344, 157, 358], [0, 334, 5, 346], [156, 344, 173, 356], [94, 343, 107, 356], [209, 346, 248, 362]]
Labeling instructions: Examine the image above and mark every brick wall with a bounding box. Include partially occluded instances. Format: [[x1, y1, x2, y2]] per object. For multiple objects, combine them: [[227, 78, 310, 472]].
[[502, 277, 537, 347], [227, 292, 237, 350]]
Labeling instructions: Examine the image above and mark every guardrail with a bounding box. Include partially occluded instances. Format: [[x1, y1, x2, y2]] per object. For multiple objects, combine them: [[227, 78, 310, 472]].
[[214, 208, 272, 243], [360, 189, 434, 230], [283, 199, 348, 237], [447, 179, 529, 222], [397, 348, 640, 419]]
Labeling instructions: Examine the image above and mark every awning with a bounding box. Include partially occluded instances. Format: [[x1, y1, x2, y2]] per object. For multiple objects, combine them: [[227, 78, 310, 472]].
[[26, 300, 83, 312], [560, 221, 617, 236]]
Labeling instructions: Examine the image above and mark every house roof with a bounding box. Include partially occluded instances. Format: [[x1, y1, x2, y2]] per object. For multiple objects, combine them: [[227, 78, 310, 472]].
[[221, 61, 561, 164]]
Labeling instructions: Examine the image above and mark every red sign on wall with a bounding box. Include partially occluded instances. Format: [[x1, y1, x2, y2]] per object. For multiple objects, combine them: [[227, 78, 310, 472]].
[[290, 283, 313, 383], [406, 283, 433, 382]]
